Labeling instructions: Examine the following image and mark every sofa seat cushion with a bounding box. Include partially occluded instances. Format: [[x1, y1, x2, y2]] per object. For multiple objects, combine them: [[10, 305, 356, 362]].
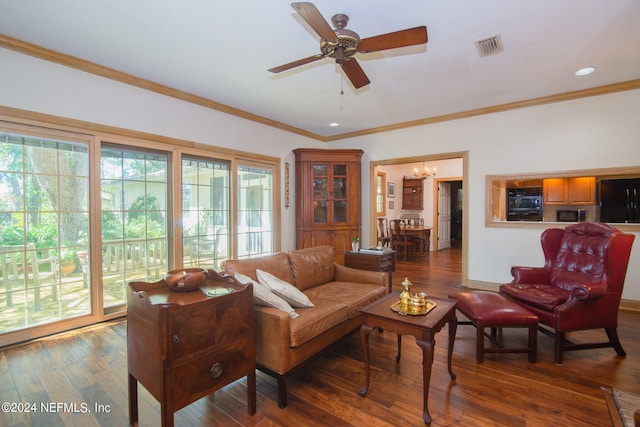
[[305, 281, 387, 319], [500, 282, 570, 311], [289, 299, 348, 347]]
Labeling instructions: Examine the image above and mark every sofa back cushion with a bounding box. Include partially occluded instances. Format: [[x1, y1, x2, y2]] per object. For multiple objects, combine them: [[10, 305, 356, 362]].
[[288, 246, 335, 291], [220, 252, 294, 284]]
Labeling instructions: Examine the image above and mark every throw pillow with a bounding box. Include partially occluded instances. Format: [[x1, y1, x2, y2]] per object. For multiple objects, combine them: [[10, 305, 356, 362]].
[[234, 272, 299, 318], [255, 269, 315, 308]]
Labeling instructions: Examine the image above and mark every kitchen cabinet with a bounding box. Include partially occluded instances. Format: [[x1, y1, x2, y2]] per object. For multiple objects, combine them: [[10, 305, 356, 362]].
[[294, 148, 363, 263], [127, 272, 256, 427], [543, 177, 595, 205], [402, 178, 424, 210]]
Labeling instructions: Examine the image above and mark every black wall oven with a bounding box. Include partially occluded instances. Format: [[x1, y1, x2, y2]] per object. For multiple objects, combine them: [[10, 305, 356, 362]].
[[507, 188, 543, 221]]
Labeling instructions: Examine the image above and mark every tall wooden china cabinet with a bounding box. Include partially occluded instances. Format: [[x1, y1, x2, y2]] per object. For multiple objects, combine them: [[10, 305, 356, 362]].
[[294, 149, 363, 263]]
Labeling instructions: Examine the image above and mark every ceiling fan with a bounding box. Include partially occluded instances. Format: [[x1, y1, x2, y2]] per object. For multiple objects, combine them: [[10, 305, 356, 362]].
[[268, 2, 428, 89]]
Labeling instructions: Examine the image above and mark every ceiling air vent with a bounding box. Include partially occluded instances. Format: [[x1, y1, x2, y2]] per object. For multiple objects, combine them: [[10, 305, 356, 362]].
[[475, 35, 504, 57]]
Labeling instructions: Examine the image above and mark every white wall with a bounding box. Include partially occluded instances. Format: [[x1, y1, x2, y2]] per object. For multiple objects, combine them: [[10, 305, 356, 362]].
[[0, 48, 317, 250], [331, 90, 640, 301], [2, 47, 639, 301]]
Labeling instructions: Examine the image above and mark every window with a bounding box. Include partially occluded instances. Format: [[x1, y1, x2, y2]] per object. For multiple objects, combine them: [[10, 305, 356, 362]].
[[182, 157, 230, 270], [0, 130, 90, 335], [376, 171, 386, 216], [237, 165, 274, 259]]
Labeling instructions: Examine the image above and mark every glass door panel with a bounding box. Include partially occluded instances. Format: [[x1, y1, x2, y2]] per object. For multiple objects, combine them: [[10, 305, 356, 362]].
[[313, 164, 328, 176], [313, 177, 328, 199], [333, 164, 347, 175], [314, 201, 328, 223], [237, 165, 273, 259], [0, 131, 90, 335], [332, 164, 347, 223], [181, 157, 230, 269], [333, 201, 347, 223], [313, 164, 329, 224], [333, 177, 347, 199], [100, 147, 169, 310]]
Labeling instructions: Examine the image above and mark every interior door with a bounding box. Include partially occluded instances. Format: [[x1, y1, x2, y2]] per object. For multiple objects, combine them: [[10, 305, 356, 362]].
[[438, 182, 452, 250]]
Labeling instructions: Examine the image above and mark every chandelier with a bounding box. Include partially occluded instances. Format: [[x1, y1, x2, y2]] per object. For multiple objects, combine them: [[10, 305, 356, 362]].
[[414, 164, 436, 179]]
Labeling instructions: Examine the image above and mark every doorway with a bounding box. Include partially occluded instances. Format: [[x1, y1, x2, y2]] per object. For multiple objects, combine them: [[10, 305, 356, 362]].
[[450, 181, 463, 241], [435, 179, 463, 250], [370, 152, 468, 280]]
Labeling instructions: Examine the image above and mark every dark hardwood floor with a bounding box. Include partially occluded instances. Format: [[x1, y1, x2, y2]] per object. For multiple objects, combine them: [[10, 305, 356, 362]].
[[1, 242, 639, 426]]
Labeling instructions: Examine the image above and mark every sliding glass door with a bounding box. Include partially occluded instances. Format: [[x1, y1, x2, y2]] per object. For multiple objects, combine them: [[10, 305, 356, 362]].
[[237, 165, 274, 259], [0, 116, 280, 346], [100, 147, 169, 311], [181, 156, 230, 270], [0, 130, 90, 334]]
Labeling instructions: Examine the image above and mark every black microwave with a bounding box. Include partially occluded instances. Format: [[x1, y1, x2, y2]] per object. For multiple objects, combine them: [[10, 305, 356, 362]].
[[557, 209, 586, 222]]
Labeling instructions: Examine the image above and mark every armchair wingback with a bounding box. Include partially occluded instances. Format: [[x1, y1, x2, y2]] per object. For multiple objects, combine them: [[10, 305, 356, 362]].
[[500, 222, 635, 364]]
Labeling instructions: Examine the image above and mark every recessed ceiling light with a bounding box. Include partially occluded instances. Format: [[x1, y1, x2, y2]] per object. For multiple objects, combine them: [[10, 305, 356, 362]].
[[329, 122, 340, 127], [575, 66, 596, 76]]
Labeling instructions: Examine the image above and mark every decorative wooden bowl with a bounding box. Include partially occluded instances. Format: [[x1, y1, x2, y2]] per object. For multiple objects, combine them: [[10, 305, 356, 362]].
[[164, 268, 208, 292]]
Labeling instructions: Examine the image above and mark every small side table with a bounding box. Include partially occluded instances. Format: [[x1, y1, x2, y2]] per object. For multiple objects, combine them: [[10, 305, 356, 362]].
[[344, 250, 396, 292], [127, 270, 256, 427], [358, 292, 457, 425]]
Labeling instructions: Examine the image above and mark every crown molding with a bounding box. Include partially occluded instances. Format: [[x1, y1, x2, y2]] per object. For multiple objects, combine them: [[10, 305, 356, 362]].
[[2, 34, 639, 143]]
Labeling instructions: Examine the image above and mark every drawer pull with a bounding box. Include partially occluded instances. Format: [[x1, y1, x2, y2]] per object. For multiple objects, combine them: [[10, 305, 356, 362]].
[[209, 362, 223, 379], [172, 334, 180, 344]]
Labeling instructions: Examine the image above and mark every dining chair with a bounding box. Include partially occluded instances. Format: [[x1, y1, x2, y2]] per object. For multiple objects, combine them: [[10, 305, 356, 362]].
[[389, 219, 416, 260], [409, 217, 427, 254], [377, 218, 391, 247]]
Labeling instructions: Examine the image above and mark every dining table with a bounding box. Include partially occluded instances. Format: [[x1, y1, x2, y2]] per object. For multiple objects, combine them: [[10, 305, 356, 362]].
[[399, 224, 432, 257]]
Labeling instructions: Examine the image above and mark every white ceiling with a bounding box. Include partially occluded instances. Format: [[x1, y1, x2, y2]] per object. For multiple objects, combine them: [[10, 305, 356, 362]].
[[1, 0, 639, 140]]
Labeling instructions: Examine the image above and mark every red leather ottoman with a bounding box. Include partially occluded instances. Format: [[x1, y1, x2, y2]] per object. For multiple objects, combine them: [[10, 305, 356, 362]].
[[448, 291, 538, 363]]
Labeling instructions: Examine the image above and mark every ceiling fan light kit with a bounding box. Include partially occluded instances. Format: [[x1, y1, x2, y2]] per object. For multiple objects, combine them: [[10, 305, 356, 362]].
[[268, 2, 428, 89]]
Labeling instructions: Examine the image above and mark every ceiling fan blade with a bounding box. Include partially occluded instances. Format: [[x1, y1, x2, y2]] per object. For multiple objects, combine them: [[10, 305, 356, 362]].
[[357, 26, 428, 53], [291, 2, 338, 43], [341, 58, 370, 89], [268, 54, 324, 73]]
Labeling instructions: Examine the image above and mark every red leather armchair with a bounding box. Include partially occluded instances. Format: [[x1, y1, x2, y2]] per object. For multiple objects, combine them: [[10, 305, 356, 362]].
[[500, 222, 635, 364]]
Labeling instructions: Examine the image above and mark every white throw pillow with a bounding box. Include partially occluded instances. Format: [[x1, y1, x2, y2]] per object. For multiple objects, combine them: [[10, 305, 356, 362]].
[[255, 269, 314, 308], [234, 272, 299, 318]]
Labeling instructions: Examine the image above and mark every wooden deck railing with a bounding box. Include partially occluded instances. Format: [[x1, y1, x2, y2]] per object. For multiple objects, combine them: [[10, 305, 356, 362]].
[[102, 238, 167, 277]]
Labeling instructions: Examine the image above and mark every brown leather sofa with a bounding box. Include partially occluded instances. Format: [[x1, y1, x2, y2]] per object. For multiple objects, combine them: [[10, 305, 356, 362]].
[[220, 245, 388, 408]]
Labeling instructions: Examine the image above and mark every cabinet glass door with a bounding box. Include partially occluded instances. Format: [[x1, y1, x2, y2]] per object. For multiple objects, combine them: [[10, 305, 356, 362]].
[[333, 164, 347, 223], [313, 165, 328, 223]]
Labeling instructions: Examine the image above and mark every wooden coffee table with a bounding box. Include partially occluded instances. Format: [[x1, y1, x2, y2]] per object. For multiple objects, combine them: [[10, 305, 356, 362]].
[[358, 291, 458, 425]]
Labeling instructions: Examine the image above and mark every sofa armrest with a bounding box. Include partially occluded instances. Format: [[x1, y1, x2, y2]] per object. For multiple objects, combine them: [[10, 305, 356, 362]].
[[510, 266, 551, 284], [334, 263, 387, 289], [253, 305, 292, 374]]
